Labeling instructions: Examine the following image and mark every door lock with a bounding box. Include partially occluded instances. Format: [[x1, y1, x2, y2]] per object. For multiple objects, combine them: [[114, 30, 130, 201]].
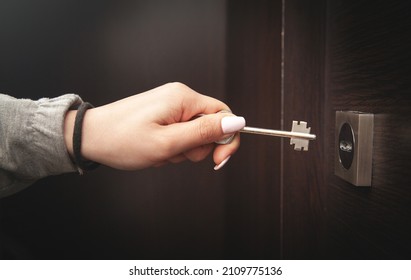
[[335, 111, 374, 186]]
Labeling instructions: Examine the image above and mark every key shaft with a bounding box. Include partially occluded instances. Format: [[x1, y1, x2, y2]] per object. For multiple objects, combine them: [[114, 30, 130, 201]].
[[240, 126, 316, 140]]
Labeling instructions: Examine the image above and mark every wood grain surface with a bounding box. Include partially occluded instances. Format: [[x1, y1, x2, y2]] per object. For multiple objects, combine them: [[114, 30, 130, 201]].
[[282, 0, 327, 259], [324, 0, 411, 258], [224, 0, 283, 259]]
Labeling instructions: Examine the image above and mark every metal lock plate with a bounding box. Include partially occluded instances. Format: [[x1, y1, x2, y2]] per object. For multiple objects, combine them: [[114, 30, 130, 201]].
[[335, 111, 374, 186]]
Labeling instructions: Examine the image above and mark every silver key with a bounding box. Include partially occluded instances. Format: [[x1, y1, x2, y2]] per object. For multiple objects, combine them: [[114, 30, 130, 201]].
[[240, 121, 316, 151]]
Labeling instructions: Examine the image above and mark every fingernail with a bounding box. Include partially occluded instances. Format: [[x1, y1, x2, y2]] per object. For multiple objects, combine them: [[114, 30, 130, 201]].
[[214, 155, 231, 171], [218, 109, 232, 114], [221, 116, 246, 134]]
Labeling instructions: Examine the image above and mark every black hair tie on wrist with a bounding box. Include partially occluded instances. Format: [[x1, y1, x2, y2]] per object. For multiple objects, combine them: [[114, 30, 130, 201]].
[[73, 102, 100, 174]]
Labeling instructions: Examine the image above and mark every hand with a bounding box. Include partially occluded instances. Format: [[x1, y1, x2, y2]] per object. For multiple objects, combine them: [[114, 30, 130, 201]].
[[64, 82, 245, 170]]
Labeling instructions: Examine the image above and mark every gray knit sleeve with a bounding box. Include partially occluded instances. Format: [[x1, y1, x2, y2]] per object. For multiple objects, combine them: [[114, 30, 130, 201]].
[[0, 93, 83, 197]]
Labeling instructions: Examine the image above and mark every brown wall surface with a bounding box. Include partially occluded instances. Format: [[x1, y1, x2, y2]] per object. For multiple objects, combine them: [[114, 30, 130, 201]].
[[0, 0, 228, 259]]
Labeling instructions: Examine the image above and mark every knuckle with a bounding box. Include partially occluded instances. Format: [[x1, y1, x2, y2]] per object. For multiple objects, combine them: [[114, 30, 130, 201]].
[[184, 145, 210, 163], [193, 147, 210, 162], [167, 82, 189, 92], [188, 152, 203, 163], [162, 82, 191, 101]]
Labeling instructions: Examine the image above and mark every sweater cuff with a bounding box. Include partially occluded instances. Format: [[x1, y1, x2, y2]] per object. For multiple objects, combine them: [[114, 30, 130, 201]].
[[0, 94, 83, 197], [29, 94, 83, 177]]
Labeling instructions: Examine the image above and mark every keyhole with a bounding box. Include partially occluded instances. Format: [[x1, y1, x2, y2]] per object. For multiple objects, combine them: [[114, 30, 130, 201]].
[[338, 122, 355, 170], [339, 140, 353, 152]]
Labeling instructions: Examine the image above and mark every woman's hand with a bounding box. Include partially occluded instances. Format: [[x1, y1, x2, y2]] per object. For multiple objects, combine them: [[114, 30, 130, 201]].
[[64, 82, 245, 171]]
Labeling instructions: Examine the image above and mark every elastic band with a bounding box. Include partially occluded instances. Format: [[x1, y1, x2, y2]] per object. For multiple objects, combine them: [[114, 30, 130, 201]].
[[73, 102, 100, 174]]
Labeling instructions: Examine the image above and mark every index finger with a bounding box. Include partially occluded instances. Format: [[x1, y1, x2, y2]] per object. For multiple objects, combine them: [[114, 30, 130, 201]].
[[176, 84, 231, 121]]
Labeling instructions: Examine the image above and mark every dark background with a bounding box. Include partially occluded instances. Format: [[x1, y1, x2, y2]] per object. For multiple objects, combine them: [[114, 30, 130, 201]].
[[1, 0, 411, 259]]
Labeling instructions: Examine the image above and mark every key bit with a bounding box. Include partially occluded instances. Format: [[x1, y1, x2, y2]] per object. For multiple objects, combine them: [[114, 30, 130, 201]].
[[240, 121, 316, 151], [289, 121, 313, 151]]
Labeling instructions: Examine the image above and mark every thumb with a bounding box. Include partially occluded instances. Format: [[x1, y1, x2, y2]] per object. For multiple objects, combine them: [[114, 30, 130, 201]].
[[167, 113, 246, 153]]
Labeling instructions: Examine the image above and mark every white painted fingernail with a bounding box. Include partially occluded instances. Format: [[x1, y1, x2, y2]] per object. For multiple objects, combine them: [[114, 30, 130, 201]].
[[214, 156, 231, 171], [221, 116, 246, 134]]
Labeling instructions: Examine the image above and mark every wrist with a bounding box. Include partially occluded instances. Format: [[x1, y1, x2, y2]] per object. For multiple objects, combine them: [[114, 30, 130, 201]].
[[64, 105, 101, 171], [64, 110, 76, 158], [79, 106, 100, 163]]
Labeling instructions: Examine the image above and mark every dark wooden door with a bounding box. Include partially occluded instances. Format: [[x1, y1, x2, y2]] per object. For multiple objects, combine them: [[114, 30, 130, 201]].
[[225, 0, 411, 259], [322, 0, 411, 259], [281, 0, 411, 259], [224, 0, 283, 259]]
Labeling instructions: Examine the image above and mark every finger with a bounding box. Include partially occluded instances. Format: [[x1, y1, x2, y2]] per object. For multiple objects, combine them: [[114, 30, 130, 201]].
[[167, 154, 187, 164], [213, 132, 241, 166], [183, 143, 214, 162], [174, 83, 232, 121]]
